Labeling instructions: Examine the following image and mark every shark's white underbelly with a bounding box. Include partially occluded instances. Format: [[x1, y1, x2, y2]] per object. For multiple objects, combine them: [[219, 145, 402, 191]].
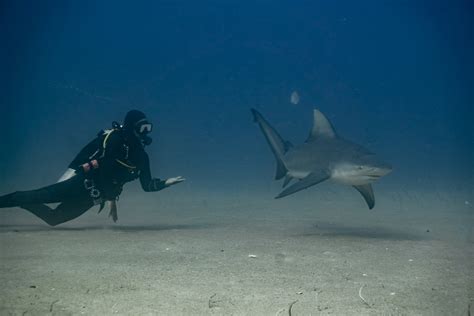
[[287, 166, 380, 186], [330, 168, 374, 186], [287, 170, 311, 179]]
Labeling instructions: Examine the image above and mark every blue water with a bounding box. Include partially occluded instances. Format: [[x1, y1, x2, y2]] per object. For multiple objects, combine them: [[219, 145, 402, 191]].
[[1, 3, 473, 314], [1, 0, 472, 193]]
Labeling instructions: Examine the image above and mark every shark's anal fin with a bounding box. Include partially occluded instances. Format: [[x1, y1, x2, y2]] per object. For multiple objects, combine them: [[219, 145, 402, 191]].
[[276, 170, 330, 199], [353, 184, 375, 209]]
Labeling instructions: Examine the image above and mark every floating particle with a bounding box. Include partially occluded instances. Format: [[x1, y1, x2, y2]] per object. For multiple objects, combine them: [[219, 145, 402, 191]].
[[290, 91, 300, 105]]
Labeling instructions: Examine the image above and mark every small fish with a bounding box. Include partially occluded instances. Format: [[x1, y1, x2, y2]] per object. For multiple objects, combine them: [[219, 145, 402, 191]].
[[290, 91, 300, 105]]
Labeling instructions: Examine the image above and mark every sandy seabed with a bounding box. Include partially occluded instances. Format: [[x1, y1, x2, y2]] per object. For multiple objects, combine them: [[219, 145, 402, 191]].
[[0, 187, 472, 315]]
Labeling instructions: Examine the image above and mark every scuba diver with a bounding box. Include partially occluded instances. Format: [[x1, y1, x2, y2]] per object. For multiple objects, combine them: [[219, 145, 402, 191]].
[[0, 110, 185, 226]]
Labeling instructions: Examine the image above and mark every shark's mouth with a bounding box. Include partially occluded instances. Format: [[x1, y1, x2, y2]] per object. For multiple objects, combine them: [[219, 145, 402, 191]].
[[330, 168, 386, 185], [366, 175, 381, 179]]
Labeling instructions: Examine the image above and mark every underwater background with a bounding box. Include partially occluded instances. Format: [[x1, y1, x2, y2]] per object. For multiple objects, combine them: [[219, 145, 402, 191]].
[[1, 0, 472, 192], [0, 1, 472, 315]]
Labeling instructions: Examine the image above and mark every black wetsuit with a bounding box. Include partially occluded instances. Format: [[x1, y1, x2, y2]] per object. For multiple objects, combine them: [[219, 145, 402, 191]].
[[0, 128, 167, 226]]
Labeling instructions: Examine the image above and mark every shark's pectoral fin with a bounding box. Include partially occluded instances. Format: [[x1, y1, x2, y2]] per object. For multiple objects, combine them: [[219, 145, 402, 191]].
[[353, 184, 375, 209], [276, 170, 330, 199]]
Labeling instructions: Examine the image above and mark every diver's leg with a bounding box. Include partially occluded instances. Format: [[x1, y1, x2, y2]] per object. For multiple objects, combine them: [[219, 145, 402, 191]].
[[20, 199, 94, 226], [0, 176, 82, 208]]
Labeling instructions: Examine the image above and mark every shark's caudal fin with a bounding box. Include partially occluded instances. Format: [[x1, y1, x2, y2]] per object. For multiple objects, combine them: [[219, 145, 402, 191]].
[[306, 109, 337, 142], [353, 184, 375, 209], [251, 109, 291, 180]]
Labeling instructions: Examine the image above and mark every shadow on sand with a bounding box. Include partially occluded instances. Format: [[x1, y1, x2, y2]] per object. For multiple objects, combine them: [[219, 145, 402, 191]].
[[297, 222, 425, 241], [0, 223, 216, 233]]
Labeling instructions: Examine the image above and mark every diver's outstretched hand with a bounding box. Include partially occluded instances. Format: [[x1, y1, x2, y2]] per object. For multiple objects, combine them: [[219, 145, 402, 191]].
[[165, 176, 186, 187]]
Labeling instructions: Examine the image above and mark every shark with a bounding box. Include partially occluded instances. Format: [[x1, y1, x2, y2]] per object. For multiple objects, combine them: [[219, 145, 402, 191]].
[[251, 108, 392, 209]]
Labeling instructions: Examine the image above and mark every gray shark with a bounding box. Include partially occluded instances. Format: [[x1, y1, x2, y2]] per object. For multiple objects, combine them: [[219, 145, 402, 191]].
[[251, 109, 392, 209]]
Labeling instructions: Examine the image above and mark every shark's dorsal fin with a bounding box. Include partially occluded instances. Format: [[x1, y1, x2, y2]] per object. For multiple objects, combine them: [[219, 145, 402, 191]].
[[306, 109, 337, 142]]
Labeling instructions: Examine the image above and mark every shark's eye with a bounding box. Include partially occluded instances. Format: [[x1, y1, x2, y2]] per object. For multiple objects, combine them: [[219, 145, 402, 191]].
[[358, 166, 363, 170]]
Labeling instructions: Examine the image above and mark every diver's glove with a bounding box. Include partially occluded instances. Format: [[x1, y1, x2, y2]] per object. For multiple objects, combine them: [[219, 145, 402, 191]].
[[165, 176, 186, 187]]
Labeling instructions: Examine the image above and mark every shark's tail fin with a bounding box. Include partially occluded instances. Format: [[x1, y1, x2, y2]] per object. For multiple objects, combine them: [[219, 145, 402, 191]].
[[251, 109, 291, 180]]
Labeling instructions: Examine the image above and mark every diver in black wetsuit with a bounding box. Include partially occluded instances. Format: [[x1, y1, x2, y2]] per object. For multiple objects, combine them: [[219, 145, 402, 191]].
[[0, 110, 185, 226]]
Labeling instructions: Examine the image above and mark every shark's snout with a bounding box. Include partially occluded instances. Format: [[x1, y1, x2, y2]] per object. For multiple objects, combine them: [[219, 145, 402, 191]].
[[369, 164, 392, 177], [377, 160, 394, 176], [331, 161, 392, 185]]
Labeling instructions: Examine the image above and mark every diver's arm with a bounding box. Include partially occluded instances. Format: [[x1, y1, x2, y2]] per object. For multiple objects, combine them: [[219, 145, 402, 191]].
[[139, 153, 166, 192], [139, 153, 185, 192]]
